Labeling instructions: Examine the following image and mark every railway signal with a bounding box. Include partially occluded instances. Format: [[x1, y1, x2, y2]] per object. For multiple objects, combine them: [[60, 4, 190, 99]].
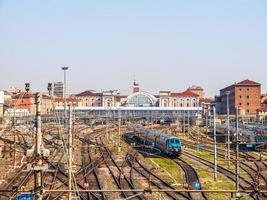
[[25, 83, 30, 93]]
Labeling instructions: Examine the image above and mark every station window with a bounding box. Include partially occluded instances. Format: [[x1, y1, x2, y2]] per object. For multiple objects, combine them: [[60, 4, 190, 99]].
[[247, 88, 250, 92], [239, 102, 242, 106], [239, 95, 242, 99], [247, 95, 249, 99], [239, 88, 242, 91], [247, 103, 249, 106]]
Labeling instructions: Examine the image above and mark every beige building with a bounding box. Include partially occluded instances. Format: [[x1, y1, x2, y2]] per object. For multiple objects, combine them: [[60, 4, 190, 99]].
[[75, 90, 102, 107], [188, 86, 205, 98], [74, 90, 123, 107], [257, 107, 267, 122], [102, 90, 121, 107], [55, 97, 79, 107], [159, 90, 199, 108]]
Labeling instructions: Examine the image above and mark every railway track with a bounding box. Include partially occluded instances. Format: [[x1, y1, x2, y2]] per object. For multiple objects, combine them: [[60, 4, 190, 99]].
[[182, 136, 267, 195], [97, 136, 145, 200], [183, 151, 257, 200], [127, 152, 192, 200], [80, 140, 106, 200], [173, 158, 208, 200]]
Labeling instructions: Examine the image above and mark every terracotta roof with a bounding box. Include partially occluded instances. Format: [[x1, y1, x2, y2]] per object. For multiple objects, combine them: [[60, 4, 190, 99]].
[[171, 90, 199, 97], [257, 107, 267, 112], [13, 92, 33, 98], [55, 97, 79, 102], [235, 79, 260, 86], [75, 90, 102, 97]]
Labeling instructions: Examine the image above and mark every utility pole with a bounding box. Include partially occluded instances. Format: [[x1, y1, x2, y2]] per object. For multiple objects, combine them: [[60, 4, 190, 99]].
[[13, 113, 16, 168], [24, 89, 50, 200], [106, 110, 109, 140], [205, 110, 208, 128], [118, 108, 121, 152], [187, 111, 190, 135], [213, 106, 217, 181], [62, 66, 69, 130], [197, 110, 199, 151], [235, 107, 240, 199], [226, 91, 231, 168], [68, 105, 73, 200], [183, 111, 185, 135], [35, 92, 43, 200]]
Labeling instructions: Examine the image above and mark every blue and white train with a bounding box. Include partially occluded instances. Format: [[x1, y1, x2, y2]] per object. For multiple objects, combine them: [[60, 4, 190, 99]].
[[134, 126, 182, 156]]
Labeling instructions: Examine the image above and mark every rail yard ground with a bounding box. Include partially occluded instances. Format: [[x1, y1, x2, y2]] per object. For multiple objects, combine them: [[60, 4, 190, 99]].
[[0, 120, 267, 200]]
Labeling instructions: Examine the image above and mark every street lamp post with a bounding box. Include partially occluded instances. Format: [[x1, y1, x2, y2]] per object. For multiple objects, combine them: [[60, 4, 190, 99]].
[[62, 67, 69, 129], [226, 91, 231, 168]]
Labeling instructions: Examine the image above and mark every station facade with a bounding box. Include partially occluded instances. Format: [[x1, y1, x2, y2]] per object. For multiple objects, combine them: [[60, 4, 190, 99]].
[[72, 81, 203, 109]]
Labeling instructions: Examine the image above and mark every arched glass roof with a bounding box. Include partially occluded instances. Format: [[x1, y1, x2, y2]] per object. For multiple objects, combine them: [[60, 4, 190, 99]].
[[125, 92, 157, 107]]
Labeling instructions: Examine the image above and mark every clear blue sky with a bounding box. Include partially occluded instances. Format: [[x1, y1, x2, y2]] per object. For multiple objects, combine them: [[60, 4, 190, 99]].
[[0, 0, 267, 97]]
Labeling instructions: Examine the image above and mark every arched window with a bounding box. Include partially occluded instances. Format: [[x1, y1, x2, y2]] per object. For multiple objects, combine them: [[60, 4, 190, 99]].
[[163, 99, 168, 107], [106, 99, 112, 107]]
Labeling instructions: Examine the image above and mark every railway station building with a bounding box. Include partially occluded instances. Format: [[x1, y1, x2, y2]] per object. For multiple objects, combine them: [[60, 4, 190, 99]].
[[66, 82, 203, 116]]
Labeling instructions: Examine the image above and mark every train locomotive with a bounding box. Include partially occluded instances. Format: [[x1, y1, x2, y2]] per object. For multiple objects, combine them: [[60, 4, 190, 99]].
[[134, 126, 182, 156]]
